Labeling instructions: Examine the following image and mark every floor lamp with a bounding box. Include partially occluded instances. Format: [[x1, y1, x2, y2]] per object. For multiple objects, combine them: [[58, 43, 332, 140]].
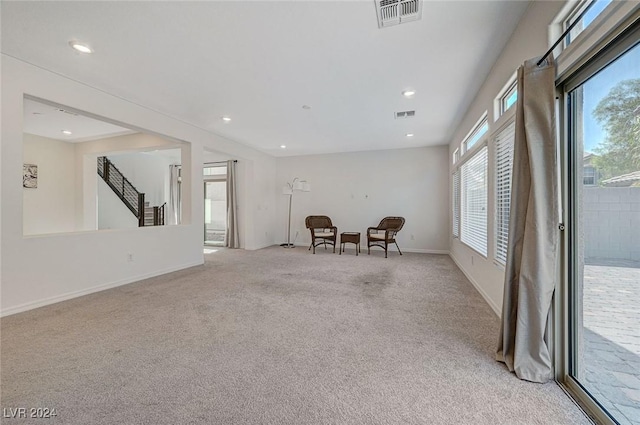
[[280, 178, 311, 248]]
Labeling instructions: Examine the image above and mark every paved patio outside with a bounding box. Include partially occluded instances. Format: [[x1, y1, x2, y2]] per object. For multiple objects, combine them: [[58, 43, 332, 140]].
[[583, 260, 640, 425]]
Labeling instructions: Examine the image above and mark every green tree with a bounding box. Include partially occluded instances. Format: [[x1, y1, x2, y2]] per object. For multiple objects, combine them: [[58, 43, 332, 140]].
[[592, 78, 640, 180]]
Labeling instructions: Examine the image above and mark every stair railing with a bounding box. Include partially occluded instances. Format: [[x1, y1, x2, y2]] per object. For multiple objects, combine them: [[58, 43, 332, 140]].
[[97, 156, 145, 224], [154, 203, 167, 226]]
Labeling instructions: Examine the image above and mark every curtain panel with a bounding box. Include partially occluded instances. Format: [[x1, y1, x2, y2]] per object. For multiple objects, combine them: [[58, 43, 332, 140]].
[[168, 164, 181, 226], [497, 55, 559, 383], [226, 160, 240, 248]]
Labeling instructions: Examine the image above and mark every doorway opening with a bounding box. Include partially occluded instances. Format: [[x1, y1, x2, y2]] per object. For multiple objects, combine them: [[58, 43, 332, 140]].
[[204, 164, 227, 246]]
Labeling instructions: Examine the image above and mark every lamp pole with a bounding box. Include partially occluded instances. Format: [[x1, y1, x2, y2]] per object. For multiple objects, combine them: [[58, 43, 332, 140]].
[[280, 177, 309, 248], [283, 189, 294, 248]]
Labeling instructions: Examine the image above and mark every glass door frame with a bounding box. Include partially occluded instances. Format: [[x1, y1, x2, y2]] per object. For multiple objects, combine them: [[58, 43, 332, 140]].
[[556, 21, 640, 425], [203, 174, 227, 247]]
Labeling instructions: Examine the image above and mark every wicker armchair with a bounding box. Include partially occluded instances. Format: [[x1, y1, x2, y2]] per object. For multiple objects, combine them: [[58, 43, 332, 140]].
[[367, 217, 405, 258], [305, 216, 337, 254]]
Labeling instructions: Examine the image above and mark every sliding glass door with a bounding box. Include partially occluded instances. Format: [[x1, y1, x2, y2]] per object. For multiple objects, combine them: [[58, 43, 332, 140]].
[[203, 165, 228, 246], [565, 28, 640, 425]]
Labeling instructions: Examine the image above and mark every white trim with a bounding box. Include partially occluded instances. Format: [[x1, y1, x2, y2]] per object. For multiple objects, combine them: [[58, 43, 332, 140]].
[[402, 248, 449, 255], [449, 251, 501, 317], [556, 2, 640, 81], [0, 260, 203, 317], [461, 113, 489, 155], [286, 243, 448, 255], [494, 71, 518, 121]]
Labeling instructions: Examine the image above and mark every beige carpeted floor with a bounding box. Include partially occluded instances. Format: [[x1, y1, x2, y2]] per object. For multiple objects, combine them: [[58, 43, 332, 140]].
[[1, 246, 591, 424]]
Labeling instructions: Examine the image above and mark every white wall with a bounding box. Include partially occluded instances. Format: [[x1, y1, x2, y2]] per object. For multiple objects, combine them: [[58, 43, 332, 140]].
[[448, 1, 565, 315], [23, 133, 77, 235], [108, 151, 175, 207], [1, 55, 277, 316], [97, 150, 175, 229], [75, 133, 186, 231], [97, 178, 138, 230], [276, 147, 449, 253]]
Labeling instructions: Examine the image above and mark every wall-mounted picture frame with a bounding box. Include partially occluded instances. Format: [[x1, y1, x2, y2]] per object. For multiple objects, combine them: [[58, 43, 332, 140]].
[[23, 164, 38, 188]]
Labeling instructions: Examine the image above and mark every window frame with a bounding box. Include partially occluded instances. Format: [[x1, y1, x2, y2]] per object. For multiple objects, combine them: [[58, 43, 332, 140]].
[[556, 16, 640, 425], [452, 169, 460, 238], [496, 76, 518, 119], [459, 144, 489, 257], [563, 0, 613, 48], [461, 113, 489, 155], [493, 118, 516, 267]]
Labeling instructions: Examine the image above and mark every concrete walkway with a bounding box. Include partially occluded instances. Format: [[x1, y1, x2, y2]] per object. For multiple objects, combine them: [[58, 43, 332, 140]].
[[583, 261, 640, 425]]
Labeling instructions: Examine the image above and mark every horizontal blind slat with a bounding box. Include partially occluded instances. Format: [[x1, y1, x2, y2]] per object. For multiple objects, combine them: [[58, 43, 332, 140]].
[[494, 121, 515, 265]]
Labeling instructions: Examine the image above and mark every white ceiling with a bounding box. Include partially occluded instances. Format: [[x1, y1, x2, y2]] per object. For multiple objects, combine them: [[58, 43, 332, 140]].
[[23, 98, 135, 142], [2, 1, 530, 157]]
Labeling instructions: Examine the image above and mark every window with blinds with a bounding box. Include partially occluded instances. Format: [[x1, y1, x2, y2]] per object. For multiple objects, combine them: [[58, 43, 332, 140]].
[[495, 122, 515, 265], [460, 146, 488, 256], [463, 118, 488, 153], [452, 170, 460, 238]]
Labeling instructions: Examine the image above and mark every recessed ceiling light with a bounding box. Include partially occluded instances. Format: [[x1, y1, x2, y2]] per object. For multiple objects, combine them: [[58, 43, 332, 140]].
[[69, 41, 93, 54], [280, 145, 287, 149], [402, 90, 416, 97], [62, 130, 72, 135], [222, 116, 231, 122], [406, 133, 414, 137]]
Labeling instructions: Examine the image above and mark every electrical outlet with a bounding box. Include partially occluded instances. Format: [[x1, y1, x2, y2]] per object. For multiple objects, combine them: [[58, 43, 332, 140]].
[[127, 253, 134, 262]]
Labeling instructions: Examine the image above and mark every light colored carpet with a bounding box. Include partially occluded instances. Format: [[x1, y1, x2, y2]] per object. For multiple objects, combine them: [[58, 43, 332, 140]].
[[1, 246, 591, 424]]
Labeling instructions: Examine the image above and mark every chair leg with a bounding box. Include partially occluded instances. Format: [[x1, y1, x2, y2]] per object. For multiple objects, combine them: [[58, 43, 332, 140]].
[[333, 239, 336, 253], [385, 241, 388, 258], [367, 240, 370, 255], [395, 241, 403, 255]]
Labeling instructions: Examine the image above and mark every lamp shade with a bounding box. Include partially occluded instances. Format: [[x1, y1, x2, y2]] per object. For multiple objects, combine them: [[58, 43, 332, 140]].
[[302, 182, 311, 192], [293, 180, 304, 191]]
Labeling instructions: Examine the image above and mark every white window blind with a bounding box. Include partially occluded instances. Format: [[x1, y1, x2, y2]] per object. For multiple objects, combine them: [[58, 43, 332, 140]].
[[495, 122, 515, 265], [461, 146, 488, 256], [453, 170, 460, 238]]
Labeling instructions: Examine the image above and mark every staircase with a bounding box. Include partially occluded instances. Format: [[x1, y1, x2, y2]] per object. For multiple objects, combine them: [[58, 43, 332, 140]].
[[97, 156, 165, 227]]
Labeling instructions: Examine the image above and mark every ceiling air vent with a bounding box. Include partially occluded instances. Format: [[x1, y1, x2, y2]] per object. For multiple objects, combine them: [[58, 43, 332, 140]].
[[55, 108, 78, 116], [395, 110, 416, 119], [375, 0, 422, 28]]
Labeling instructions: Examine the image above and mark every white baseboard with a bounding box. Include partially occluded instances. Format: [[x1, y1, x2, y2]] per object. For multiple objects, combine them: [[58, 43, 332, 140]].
[[402, 248, 450, 255], [0, 260, 204, 317], [449, 252, 501, 317], [281, 242, 449, 255]]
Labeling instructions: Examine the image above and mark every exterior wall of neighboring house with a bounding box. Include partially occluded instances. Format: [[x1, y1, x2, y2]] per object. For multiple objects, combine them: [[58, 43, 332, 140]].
[[584, 187, 640, 261], [583, 153, 600, 186]]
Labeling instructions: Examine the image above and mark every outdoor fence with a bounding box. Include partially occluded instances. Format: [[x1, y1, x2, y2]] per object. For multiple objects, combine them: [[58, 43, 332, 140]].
[[584, 187, 640, 262]]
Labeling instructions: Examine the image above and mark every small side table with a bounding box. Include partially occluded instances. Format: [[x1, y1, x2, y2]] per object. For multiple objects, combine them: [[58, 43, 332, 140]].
[[340, 232, 361, 256]]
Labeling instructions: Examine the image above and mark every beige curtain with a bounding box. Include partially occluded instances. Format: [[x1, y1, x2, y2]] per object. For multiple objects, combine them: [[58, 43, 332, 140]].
[[168, 164, 181, 225], [226, 160, 240, 248], [496, 55, 559, 383]]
